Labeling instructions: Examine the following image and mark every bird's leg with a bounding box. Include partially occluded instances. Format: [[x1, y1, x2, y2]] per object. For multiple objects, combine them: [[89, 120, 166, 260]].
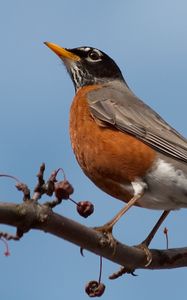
[[135, 210, 170, 266], [109, 210, 170, 279], [94, 182, 145, 250], [95, 192, 144, 235], [141, 210, 170, 248]]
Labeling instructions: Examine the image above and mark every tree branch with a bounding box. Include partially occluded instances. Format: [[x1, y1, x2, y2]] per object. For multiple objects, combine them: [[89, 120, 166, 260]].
[[0, 201, 187, 271]]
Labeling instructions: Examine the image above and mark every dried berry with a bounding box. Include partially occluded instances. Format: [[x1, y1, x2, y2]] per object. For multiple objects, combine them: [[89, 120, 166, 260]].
[[77, 201, 94, 218], [54, 180, 74, 200], [85, 281, 105, 297]]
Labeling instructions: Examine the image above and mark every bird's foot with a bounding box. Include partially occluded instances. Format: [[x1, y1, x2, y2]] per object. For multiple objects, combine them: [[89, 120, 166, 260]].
[[93, 223, 117, 254], [135, 242, 152, 267]]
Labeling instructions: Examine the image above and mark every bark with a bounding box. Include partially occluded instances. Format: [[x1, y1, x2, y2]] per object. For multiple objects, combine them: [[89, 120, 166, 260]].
[[0, 201, 187, 271]]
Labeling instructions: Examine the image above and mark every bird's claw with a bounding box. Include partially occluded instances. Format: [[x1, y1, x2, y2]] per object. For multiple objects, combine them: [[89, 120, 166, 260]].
[[93, 224, 117, 255], [135, 242, 152, 267]]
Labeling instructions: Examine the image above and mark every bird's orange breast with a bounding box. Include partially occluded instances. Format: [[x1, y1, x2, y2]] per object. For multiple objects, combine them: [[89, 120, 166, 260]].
[[69, 85, 156, 202]]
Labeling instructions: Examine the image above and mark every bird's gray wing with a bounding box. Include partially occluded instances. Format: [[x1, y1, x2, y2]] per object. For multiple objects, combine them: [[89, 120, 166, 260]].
[[87, 81, 187, 162]]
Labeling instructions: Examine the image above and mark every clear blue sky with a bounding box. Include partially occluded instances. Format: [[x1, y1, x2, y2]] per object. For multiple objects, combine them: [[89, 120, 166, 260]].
[[1, 1, 187, 299]]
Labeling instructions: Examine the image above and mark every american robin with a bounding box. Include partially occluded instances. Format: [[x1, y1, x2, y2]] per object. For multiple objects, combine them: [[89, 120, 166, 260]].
[[44, 42, 187, 251]]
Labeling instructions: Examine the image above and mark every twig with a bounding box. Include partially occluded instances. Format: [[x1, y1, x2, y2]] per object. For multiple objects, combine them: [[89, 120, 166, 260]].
[[0, 231, 20, 241], [32, 163, 46, 201], [16, 182, 31, 201]]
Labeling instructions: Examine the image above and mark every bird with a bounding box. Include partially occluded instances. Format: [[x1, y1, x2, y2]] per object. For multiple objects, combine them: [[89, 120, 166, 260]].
[[44, 41, 187, 255]]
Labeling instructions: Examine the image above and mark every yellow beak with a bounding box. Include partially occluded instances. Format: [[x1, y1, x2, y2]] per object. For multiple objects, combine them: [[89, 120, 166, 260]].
[[44, 42, 80, 61]]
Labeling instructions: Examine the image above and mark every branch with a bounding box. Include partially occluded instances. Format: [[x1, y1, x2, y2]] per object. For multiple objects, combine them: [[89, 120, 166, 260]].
[[0, 201, 187, 271]]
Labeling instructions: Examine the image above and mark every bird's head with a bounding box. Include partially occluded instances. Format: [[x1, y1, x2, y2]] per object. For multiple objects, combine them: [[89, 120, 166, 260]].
[[44, 42, 124, 91]]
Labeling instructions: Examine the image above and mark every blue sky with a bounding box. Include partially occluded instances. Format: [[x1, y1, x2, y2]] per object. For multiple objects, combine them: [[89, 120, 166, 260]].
[[1, 1, 187, 299]]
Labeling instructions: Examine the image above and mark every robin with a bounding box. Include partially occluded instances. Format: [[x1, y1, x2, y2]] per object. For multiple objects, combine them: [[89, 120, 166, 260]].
[[44, 42, 187, 253]]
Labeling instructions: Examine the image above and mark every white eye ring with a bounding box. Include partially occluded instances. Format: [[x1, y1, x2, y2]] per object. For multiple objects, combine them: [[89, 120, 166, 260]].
[[87, 49, 102, 62]]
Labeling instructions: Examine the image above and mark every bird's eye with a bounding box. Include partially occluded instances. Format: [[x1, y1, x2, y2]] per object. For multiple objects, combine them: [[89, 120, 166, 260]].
[[88, 50, 101, 61]]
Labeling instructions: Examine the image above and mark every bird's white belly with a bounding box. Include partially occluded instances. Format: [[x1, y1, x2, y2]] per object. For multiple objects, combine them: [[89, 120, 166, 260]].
[[139, 158, 187, 210]]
